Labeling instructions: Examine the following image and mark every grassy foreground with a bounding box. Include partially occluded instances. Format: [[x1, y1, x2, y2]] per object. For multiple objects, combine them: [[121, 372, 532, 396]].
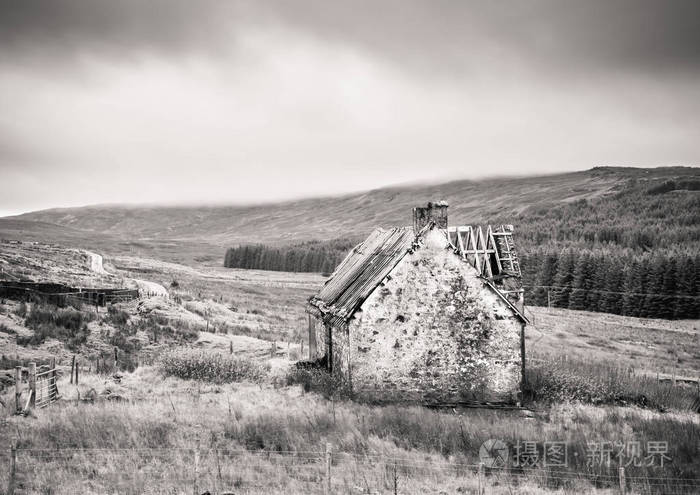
[[1, 364, 698, 494]]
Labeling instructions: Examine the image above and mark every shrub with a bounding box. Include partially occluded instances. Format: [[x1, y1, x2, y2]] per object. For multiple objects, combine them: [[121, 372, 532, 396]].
[[18, 323, 90, 350], [160, 349, 268, 383], [108, 326, 141, 372], [106, 305, 130, 326], [54, 308, 92, 331], [0, 323, 15, 335], [286, 362, 351, 399], [137, 315, 199, 343], [14, 301, 27, 318], [25, 304, 94, 331], [20, 303, 93, 350]]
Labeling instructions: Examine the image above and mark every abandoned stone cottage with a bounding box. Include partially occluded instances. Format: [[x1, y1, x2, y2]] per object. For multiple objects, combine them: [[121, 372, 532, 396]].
[[306, 202, 528, 403]]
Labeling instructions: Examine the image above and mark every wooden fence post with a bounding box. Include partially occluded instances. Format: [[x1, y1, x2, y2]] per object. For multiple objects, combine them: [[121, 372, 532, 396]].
[[75, 359, 79, 385], [478, 462, 484, 495], [193, 430, 201, 495], [70, 355, 75, 384], [7, 442, 16, 495], [214, 446, 222, 494], [618, 466, 626, 494], [520, 322, 526, 398], [325, 442, 332, 495], [50, 357, 57, 402], [28, 362, 36, 408], [14, 366, 21, 415]]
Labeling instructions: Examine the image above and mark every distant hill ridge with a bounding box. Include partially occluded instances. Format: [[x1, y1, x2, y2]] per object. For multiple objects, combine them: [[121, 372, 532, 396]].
[[3, 166, 699, 319], [7, 166, 699, 247]]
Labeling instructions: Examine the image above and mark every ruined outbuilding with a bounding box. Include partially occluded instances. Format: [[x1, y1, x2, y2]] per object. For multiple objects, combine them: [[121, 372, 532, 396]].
[[306, 202, 528, 404]]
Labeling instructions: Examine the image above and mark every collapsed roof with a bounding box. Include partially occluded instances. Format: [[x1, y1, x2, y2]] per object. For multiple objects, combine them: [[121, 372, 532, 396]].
[[307, 218, 527, 328]]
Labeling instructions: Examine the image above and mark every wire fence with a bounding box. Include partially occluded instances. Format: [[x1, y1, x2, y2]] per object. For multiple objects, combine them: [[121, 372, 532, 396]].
[[1, 446, 698, 495]]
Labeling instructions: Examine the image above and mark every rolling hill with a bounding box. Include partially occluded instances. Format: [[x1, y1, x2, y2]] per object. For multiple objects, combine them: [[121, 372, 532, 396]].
[[5, 165, 698, 319], [4, 166, 698, 251]]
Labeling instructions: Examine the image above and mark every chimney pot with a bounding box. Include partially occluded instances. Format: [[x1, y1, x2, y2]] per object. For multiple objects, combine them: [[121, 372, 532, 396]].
[[413, 201, 448, 233]]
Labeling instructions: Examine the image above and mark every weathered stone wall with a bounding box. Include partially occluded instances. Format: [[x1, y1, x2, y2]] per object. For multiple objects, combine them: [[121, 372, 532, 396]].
[[307, 314, 329, 361], [332, 228, 522, 403]]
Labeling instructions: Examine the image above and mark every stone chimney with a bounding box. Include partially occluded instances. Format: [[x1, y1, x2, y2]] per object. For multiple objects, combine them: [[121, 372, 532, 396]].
[[412, 201, 448, 233]]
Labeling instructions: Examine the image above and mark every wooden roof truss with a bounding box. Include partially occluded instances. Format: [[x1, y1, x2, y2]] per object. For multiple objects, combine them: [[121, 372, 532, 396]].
[[446, 225, 521, 278]]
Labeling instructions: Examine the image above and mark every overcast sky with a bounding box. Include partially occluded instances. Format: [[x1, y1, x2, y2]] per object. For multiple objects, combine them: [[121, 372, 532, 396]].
[[1, 0, 699, 216]]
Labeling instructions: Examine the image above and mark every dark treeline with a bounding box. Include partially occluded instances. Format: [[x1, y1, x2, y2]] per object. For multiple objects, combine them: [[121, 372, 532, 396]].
[[498, 177, 700, 319], [224, 239, 357, 274], [520, 249, 700, 319], [508, 177, 700, 319], [507, 177, 700, 253], [224, 176, 700, 319]]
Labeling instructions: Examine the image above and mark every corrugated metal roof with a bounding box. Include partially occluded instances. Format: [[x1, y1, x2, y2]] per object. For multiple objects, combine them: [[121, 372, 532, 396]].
[[308, 227, 416, 327], [308, 224, 527, 326]]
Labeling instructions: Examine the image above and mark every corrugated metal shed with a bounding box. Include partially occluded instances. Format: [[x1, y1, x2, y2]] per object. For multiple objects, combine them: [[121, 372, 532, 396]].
[[308, 227, 416, 327]]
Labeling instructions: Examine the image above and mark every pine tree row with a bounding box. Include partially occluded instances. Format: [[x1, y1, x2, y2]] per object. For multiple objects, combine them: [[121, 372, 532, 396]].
[[520, 249, 700, 319], [223, 239, 356, 274]]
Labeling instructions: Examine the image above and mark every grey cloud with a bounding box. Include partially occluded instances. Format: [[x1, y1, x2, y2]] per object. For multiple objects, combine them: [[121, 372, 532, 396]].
[[261, 0, 700, 76], [0, 0, 240, 64], [0, 0, 698, 76], [0, 0, 698, 215]]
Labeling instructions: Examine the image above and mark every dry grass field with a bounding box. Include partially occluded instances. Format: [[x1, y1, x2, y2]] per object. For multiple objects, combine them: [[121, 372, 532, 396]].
[[107, 254, 323, 342], [0, 241, 699, 494], [1, 365, 699, 494], [526, 307, 700, 380], [0, 241, 127, 288]]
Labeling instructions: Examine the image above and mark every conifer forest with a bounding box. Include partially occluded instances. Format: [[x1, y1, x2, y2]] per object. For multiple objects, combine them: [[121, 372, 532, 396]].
[[225, 178, 700, 319]]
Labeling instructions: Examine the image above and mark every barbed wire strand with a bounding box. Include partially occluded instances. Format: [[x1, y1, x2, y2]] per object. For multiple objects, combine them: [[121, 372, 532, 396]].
[[522, 284, 700, 300]]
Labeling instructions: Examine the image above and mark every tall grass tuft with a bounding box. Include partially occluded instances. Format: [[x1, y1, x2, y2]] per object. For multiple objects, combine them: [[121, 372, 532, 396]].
[[525, 356, 699, 411], [136, 314, 199, 343], [160, 349, 268, 383]]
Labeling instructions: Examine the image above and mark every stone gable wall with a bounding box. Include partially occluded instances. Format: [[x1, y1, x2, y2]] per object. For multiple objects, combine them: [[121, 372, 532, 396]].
[[332, 228, 522, 403]]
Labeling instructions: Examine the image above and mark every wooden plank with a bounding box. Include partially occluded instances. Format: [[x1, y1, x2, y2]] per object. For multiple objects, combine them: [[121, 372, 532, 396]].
[[487, 226, 503, 274], [520, 322, 526, 399], [14, 366, 21, 415], [23, 389, 33, 414], [469, 227, 481, 273], [477, 227, 493, 278], [28, 362, 36, 408], [456, 228, 465, 259]]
